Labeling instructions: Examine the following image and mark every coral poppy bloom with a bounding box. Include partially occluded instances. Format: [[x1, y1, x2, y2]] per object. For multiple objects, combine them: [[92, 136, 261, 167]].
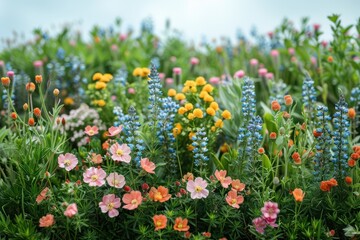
[[269, 132, 277, 139], [26, 82, 36, 92], [28, 117, 35, 126], [90, 153, 103, 164], [106, 172, 126, 189], [84, 125, 99, 136], [39, 214, 55, 227], [284, 95, 293, 106], [186, 177, 209, 199], [110, 143, 131, 163], [348, 108, 356, 119], [345, 176, 352, 185], [1, 77, 10, 87], [64, 203, 78, 218], [58, 153, 78, 171], [83, 167, 106, 187], [174, 217, 190, 232], [215, 170, 232, 188], [108, 125, 123, 137], [99, 194, 121, 218], [122, 191, 143, 210], [231, 179, 246, 192], [271, 100, 281, 111], [292, 188, 305, 202], [348, 159, 356, 167], [226, 190, 244, 208], [320, 178, 338, 192], [36, 187, 49, 204], [153, 214, 167, 231], [140, 158, 156, 174], [149, 186, 171, 202]]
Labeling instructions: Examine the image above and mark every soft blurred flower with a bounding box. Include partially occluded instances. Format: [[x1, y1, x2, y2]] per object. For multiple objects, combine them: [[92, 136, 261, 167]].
[[64, 203, 78, 218], [190, 57, 199, 65], [258, 68, 268, 77], [250, 58, 258, 66], [234, 70, 245, 78], [173, 67, 182, 75], [58, 153, 78, 171], [215, 170, 232, 188], [36, 187, 49, 204], [108, 125, 123, 137], [99, 194, 121, 218], [209, 77, 220, 85], [140, 158, 156, 174], [186, 177, 209, 199], [84, 125, 99, 136], [39, 214, 55, 228]]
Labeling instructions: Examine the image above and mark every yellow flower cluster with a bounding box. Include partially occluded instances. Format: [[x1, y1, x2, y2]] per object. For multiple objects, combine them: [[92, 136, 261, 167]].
[[89, 72, 114, 108], [133, 67, 151, 78]]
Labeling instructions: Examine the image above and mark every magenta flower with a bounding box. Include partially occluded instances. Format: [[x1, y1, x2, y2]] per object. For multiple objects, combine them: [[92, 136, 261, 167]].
[[258, 68, 268, 77], [173, 67, 182, 75], [186, 177, 209, 199], [190, 57, 199, 65], [58, 153, 78, 171], [84, 125, 99, 136], [234, 70, 245, 79], [83, 167, 106, 187], [252, 217, 267, 234], [108, 125, 123, 137], [261, 201, 280, 221], [64, 203, 78, 218], [109, 143, 131, 163], [106, 172, 126, 188], [99, 194, 121, 218], [265, 72, 274, 80], [209, 77, 220, 85], [270, 49, 279, 58], [250, 58, 258, 66]]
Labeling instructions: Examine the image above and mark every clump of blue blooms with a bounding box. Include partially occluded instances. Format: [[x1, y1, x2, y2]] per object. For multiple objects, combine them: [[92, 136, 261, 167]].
[[192, 127, 209, 169]]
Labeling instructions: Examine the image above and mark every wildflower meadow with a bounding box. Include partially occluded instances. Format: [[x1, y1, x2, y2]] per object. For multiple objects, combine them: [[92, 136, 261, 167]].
[[0, 14, 360, 239]]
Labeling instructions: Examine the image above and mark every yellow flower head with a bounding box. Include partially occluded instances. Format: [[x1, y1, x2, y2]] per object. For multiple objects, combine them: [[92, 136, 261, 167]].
[[184, 103, 193, 111], [182, 86, 189, 93], [188, 113, 195, 120], [100, 73, 113, 82], [210, 102, 219, 111], [206, 107, 216, 116], [187, 145, 195, 151], [141, 68, 150, 78], [202, 84, 214, 93], [133, 68, 143, 77], [64, 97, 74, 105], [215, 119, 224, 128], [184, 80, 197, 93], [195, 76, 206, 86], [95, 81, 107, 90], [211, 126, 216, 132], [178, 107, 187, 115], [188, 131, 196, 140], [92, 73, 103, 81], [97, 100, 106, 107], [222, 110, 232, 120], [168, 89, 177, 97], [204, 95, 214, 102], [173, 123, 182, 137], [175, 93, 186, 101], [199, 91, 209, 99], [193, 108, 204, 118]]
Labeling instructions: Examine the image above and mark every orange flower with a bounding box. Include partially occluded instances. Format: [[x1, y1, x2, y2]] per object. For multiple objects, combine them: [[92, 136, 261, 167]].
[[122, 191, 142, 210], [348, 108, 356, 119], [39, 214, 55, 227], [327, 56, 333, 63], [221, 110, 231, 120], [182, 172, 194, 182], [320, 178, 338, 192], [140, 158, 156, 174], [269, 132, 277, 139], [231, 179, 245, 192], [174, 217, 190, 232], [313, 129, 322, 137], [215, 170, 232, 188], [292, 188, 305, 202], [348, 159, 356, 167], [149, 186, 171, 202], [153, 214, 167, 231], [36, 187, 50, 204], [1, 77, 10, 88], [284, 95, 293, 106], [291, 152, 301, 165], [345, 176, 352, 185], [10, 112, 17, 120], [351, 153, 359, 160], [34, 108, 41, 118], [28, 117, 35, 126], [215, 119, 224, 128], [288, 139, 294, 147], [35, 75, 43, 84], [257, 147, 265, 154], [26, 82, 36, 92], [271, 100, 281, 111], [225, 190, 244, 208]]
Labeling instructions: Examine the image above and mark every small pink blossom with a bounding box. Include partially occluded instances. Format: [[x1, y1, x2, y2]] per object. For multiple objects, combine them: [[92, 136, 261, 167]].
[[258, 68, 268, 77], [214, 170, 232, 188], [128, 88, 135, 94], [106, 172, 126, 188], [7, 71, 14, 78], [270, 49, 279, 58], [33, 60, 43, 68], [109, 143, 131, 163], [173, 67, 182, 75], [111, 44, 118, 52], [253, 217, 267, 234], [250, 58, 258, 66], [209, 77, 220, 85], [311, 56, 317, 66], [234, 70, 245, 79], [119, 34, 127, 41], [99, 194, 121, 218], [313, 23, 320, 31], [90, 153, 103, 164], [108, 125, 123, 137], [261, 201, 280, 221], [321, 41, 328, 48], [84, 125, 99, 136], [265, 72, 274, 80], [186, 177, 209, 199], [0, 60, 4, 67], [140, 158, 156, 174], [58, 153, 78, 171], [288, 48, 295, 55], [64, 203, 78, 218], [122, 191, 142, 210], [158, 73, 165, 80], [190, 57, 199, 65], [166, 78, 174, 85], [83, 167, 106, 187]]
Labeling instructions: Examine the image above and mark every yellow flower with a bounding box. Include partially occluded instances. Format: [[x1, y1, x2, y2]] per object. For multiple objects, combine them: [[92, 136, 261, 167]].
[[64, 97, 74, 105], [95, 81, 107, 90], [215, 119, 224, 128], [168, 89, 177, 97], [184, 80, 197, 93], [133, 67, 143, 77], [187, 145, 195, 151], [204, 95, 214, 102], [175, 93, 186, 101], [202, 84, 214, 93], [188, 131, 196, 140], [210, 102, 219, 111], [188, 113, 195, 120], [206, 107, 216, 116], [178, 107, 187, 115], [97, 100, 106, 107], [195, 76, 206, 86], [211, 126, 216, 132], [199, 91, 209, 99], [92, 73, 103, 81], [100, 73, 113, 82], [222, 110, 232, 120], [182, 86, 189, 93], [141, 68, 151, 77], [184, 103, 193, 111], [173, 123, 182, 137], [193, 108, 203, 118]]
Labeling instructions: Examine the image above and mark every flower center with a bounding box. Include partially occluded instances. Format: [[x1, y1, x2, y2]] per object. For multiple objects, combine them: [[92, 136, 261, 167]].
[[156, 221, 162, 227], [195, 186, 203, 192], [107, 202, 114, 210], [131, 199, 138, 205], [113, 179, 119, 185], [88, 130, 94, 135], [64, 159, 71, 166], [154, 192, 163, 200], [116, 149, 123, 156], [178, 223, 183, 229], [231, 199, 237, 204], [91, 175, 98, 181]]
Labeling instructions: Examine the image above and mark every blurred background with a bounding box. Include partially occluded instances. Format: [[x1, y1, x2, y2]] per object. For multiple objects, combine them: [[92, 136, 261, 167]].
[[1, 0, 359, 48]]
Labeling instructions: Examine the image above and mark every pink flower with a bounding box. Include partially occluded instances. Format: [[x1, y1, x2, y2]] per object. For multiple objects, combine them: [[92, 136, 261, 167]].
[[128, 88, 135, 94], [99, 194, 121, 218], [313, 23, 320, 31], [109, 143, 131, 163], [106, 172, 126, 188], [209, 77, 220, 85], [140, 158, 156, 174], [234, 70, 245, 79], [225, 190, 244, 208], [64, 203, 78, 218], [7, 71, 14, 78], [84, 125, 99, 136], [166, 78, 174, 85], [36, 187, 50, 204], [33, 60, 43, 68], [265, 72, 274, 80], [158, 73, 165, 80], [270, 49, 279, 58], [321, 40, 328, 48], [258, 68, 268, 77], [58, 153, 78, 171], [261, 201, 280, 221], [288, 48, 295, 55], [311, 56, 317, 66], [190, 57, 199, 65], [252, 217, 267, 234], [250, 58, 258, 66], [108, 125, 123, 137], [111, 44, 118, 52], [214, 170, 232, 188], [0, 60, 4, 67], [119, 33, 127, 41], [173, 67, 182, 75], [186, 177, 209, 199], [90, 153, 103, 164], [39, 214, 55, 228], [83, 167, 106, 187], [122, 191, 142, 210]]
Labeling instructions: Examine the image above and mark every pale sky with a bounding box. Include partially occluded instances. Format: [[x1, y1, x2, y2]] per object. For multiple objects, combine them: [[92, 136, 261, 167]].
[[0, 0, 359, 47]]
